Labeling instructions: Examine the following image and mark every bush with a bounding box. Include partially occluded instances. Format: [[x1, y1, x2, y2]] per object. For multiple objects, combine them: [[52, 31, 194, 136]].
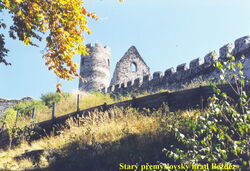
[[41, 92, 70, 108], [0, 108, 17, 130], [13, 100, 45, 116], [164, 56, 250, 169]]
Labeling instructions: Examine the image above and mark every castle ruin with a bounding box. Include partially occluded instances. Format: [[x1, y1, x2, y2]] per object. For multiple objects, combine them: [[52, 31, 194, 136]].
[[79, 36, 250, 96], [79, 44, 150, 93], [78, 43, 111, 92], [110, 46, 150, 86]]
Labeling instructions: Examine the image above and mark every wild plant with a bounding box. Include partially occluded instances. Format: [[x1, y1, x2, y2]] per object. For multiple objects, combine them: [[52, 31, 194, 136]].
[[164, 56, 250, 169]]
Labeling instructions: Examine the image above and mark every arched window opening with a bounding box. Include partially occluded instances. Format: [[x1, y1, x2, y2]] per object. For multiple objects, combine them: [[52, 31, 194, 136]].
[[131, 62, 137, 72], [108, 59, 110, 66]]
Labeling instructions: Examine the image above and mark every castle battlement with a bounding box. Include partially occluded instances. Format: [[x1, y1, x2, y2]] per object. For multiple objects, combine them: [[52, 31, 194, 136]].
[[99, 36, 250, 95], [86, 43, 109, 49]]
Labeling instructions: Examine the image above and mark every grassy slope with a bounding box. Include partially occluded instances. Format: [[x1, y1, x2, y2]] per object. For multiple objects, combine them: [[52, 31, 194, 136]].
[[2, 90, 170, 130], [0, 105, 197, 170]]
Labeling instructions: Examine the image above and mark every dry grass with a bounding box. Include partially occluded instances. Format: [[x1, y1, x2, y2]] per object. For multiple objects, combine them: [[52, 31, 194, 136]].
[[13, 91, 116, 126], [13, 90, 170, 128], [0, 107, 199, 170], [114, 89, 171, 102], [55, 91, 115, 118], [181, 77, 212, 90], [2, 89, 172, 135]]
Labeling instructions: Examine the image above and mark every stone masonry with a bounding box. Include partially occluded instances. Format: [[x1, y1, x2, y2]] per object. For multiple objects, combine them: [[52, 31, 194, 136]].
[[78, 36, 250, 96], [79, 43, 111, 92], [110, 46, 150, 86], [98, 35, 250, 96]]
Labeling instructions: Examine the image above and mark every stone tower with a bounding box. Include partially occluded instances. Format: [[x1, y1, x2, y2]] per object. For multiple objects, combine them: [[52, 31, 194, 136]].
[[110, 46, 150, 86], [79, 43, 111, 92]]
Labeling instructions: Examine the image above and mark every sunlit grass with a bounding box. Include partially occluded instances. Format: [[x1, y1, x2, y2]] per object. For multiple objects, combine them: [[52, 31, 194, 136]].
[[14, 91, 116, 125], [0, 107, 199, 170], [13, 90, 171, 127]]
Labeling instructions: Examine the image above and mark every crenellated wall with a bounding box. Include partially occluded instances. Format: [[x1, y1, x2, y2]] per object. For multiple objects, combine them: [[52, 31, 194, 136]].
[[102, 36, 250, 96]]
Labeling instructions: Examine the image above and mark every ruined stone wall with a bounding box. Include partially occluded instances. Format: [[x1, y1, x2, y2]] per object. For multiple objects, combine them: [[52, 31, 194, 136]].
[[79, 43, 111, 92], [101, 36, 250, 96], [110, 46, 150, 86]]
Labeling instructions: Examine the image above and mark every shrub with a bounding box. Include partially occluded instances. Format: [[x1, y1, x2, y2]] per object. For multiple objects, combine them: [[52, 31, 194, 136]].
[[164, 56, 250, 169], [0, 108, 17, 130], [41, 92, 70, 108], [13, 100, 45, 116]]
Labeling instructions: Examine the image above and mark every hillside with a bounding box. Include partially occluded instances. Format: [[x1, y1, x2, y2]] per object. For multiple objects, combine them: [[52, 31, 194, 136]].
[[0, 69, 249, 170], [0, 86, 249, 170], [0, 105, 191, 170]]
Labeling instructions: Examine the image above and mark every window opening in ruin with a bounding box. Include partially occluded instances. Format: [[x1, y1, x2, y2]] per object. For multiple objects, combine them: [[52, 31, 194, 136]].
[[108, 59, 110, 66], [131, 62, 137, 72]]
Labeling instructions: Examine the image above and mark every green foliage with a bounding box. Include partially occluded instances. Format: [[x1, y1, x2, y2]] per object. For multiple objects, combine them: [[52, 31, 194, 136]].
[[13, 100, 45, 116], [164, 56, 250, 169], [9, 121, 42, 147], [0, 108, 17, 130], [41, 92, 70, 108], [0, 108, 19, 147], [0, 105, 43, 148]]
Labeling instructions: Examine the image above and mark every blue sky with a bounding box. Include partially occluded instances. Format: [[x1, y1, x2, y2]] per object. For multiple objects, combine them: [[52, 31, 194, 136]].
[[0, 0, 250, 99]]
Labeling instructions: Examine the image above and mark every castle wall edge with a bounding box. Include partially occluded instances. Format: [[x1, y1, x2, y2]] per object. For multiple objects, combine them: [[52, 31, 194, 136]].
[[101, 36, 250, 96]]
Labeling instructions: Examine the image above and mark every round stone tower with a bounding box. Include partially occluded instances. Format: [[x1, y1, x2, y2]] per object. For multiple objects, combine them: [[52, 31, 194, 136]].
[[79, 43, 111, 92]]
